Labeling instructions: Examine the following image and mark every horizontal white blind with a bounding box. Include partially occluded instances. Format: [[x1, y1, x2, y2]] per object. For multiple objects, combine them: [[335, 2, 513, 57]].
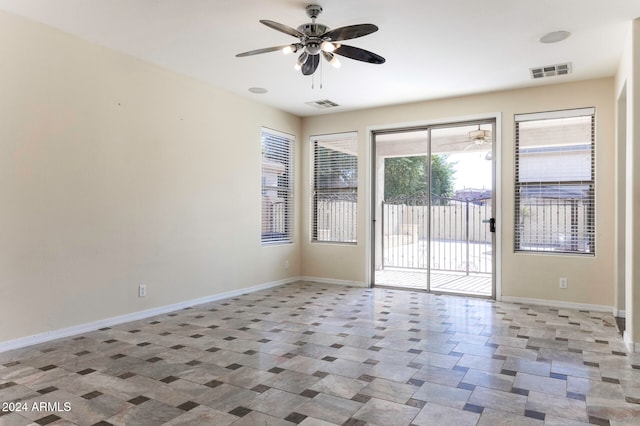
[[312, 133, 358, 243], [261, 128, 294, 244], [514, 110, 595, 254], [515, 107, 595, 122]]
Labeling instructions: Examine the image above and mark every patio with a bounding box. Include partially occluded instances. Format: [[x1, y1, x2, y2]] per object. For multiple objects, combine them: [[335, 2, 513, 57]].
[[375, 268, 492, 296], [376, 196, 493, 297]]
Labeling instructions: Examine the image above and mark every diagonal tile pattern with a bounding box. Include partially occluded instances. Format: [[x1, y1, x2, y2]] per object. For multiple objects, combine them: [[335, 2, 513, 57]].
[[1, 281, 639, 425]]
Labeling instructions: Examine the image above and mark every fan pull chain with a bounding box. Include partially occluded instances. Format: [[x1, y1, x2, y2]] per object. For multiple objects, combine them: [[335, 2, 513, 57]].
[[309, 55, 326, 89]]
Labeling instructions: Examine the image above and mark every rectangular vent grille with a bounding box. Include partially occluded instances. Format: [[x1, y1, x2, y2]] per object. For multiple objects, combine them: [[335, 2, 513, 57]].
[[306, 99, 340, 109], [530, 63, 572, 79]]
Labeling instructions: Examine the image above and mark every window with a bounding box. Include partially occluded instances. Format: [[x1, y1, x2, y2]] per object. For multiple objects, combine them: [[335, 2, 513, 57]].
[[514, 108, 595, 254], [311, 132, 358, 243], [261, 128, 294, 244]]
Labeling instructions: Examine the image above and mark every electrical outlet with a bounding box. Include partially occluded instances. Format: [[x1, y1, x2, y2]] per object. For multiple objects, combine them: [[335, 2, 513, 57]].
[[284, 260, 289, 270], [138, 284, 147, 297], [559, 278, 568, 289]]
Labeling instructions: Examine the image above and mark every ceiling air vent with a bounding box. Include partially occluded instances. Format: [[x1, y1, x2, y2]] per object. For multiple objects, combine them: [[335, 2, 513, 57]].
[[306, 99, 340, 109], [529, 63, 572, 79]]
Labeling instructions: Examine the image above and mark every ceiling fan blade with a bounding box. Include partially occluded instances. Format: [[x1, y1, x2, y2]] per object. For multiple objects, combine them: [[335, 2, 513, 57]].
[[260, 20, 304, 38], [324, 24, 378, 41], [334, 44, 385, 64], [236, 45, 290, 57], [301, 54, 320, 75]]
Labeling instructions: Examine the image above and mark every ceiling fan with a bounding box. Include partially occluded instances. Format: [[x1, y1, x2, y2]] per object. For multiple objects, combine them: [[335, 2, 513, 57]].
[[438, 126, 492, 153], [467, 127, 492, 148], [236, 4, 385, 76]]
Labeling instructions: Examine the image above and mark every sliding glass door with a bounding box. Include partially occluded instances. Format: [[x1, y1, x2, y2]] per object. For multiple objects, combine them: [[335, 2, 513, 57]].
[[372, 120, 495, 297]]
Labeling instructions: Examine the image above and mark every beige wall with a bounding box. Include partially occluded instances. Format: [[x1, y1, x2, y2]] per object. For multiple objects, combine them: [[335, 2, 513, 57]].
[[0, 11, 301, 343], [302, 79, 615, 308], [615, 19, 640, 351]]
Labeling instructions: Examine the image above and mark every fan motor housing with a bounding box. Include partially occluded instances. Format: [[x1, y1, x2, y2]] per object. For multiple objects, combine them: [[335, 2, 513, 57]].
[[298, 23, 329, 37]]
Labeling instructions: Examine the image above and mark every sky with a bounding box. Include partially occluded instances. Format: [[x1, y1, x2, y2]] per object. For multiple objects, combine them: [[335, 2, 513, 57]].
[[448, 151, 492, 190]]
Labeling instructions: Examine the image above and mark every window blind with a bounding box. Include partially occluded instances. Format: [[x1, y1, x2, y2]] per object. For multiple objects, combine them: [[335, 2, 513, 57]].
[[514, 108, 595, 254], [261, 128, 294, 244], [311, 133, 358, 243]]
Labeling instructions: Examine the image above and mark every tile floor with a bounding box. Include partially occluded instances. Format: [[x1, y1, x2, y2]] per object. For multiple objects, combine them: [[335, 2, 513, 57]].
[[1, 281, 639, 425]]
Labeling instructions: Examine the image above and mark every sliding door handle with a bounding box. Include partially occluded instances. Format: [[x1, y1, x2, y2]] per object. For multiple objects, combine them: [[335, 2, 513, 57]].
[[482, 218, 496, 233]]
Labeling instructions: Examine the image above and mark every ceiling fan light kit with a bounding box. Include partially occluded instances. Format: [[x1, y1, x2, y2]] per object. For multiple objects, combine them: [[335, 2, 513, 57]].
[[322, 51, 341, 68], [236, 4, 385, 76]]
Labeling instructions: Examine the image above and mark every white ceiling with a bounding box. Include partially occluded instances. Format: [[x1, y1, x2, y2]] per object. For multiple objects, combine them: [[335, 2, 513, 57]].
[[1, 0, 639, 117]]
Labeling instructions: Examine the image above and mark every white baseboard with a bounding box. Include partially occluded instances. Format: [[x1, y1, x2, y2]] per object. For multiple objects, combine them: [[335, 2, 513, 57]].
[[500, 296, 614, 314], [299, 276, 367, 288], [0, 277, 298, 353], [614, 309, 626, 318], [6, 280, 629, 353]]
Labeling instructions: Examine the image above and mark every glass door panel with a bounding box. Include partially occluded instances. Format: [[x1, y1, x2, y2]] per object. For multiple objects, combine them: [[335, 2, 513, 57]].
[[373, 120, 495, 298], [374, 130, 429, 290], [429, 124, 493, 296]]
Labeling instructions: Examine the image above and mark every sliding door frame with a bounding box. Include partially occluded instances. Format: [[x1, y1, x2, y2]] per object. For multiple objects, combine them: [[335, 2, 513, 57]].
[[366, 113, 502, 300]]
